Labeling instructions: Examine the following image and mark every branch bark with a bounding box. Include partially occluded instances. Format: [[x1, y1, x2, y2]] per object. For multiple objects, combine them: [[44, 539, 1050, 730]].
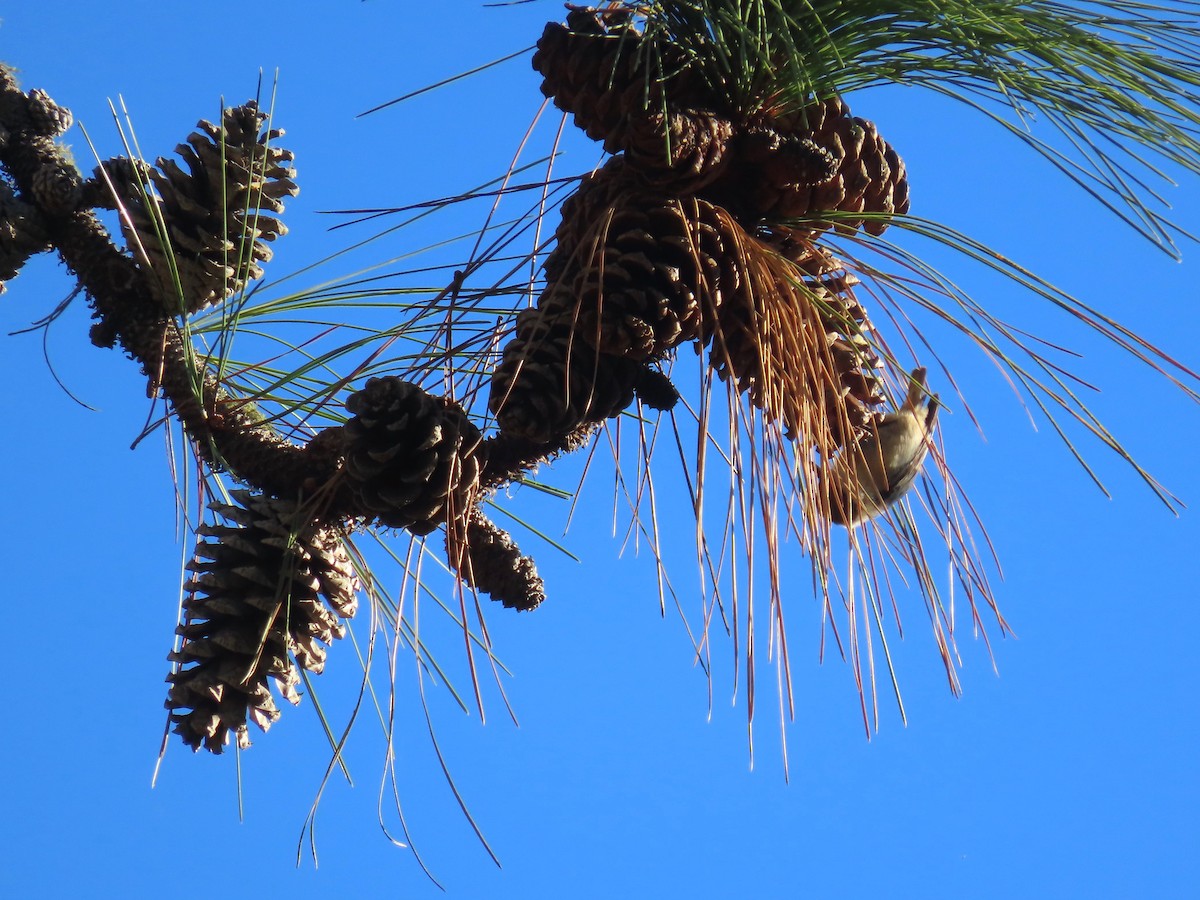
[[0, 64, 572, 528]]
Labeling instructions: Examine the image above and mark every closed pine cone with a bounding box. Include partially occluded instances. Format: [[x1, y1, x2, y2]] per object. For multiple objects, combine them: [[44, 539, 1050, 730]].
[[343, 377, 486, 534]]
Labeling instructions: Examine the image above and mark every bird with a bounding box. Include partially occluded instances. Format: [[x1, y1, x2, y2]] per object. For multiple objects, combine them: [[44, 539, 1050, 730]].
[[824, 366, 939, 526]]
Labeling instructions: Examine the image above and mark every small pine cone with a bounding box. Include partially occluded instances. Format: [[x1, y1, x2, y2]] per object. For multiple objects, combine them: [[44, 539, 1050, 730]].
[[113, 101, 298, 315], [489, 305, 643, 442], [343, 377, 486, 534], [633, 366, 680, 412], [30, 162, 81, 214], [447, 507, 546, 611], [24, 88, 73, 137], [714, 98, 910, 234], [167, 491, 359, 753]]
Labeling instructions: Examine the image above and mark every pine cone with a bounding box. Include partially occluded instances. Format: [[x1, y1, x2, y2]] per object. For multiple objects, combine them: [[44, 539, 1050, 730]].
[[707, 98, 909, 235], [30, 161, 81, 214], [622, 108, 737, 191], [534, 10, 734, 191], [560, 194, 732, 359], [343, 377, 486, 534], [709, 228, 885, 447], [84, 156, 153, 211], [166, 491, 359, 753], [533, 9, 650, 147], [544, 162, 746, 360], [542, 157, 643, 286], [0, 84, 72, 137], [730, 123, 840, 202], [633, 366, 680, 411], [492, 167, 746, 443], [489, 305, 643, 442], [24, 88, 72, 137], [109, 101, 298, 315], [446, 507, 545, 611]]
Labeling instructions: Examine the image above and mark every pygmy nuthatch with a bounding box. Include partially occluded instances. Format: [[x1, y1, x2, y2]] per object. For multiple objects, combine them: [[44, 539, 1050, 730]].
[[825, 366, 939, 526]]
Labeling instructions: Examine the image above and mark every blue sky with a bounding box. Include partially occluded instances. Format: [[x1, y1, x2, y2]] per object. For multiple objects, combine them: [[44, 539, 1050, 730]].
[[2, 2, 1198, 897]]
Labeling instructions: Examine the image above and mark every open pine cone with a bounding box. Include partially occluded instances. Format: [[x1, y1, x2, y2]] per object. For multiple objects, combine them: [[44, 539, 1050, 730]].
[[103, 101, 297, 315], [166, 491, 358, 753]]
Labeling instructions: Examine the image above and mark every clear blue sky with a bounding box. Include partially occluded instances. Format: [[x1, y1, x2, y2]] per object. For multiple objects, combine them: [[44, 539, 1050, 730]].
[[2, 2, 1199, 897]]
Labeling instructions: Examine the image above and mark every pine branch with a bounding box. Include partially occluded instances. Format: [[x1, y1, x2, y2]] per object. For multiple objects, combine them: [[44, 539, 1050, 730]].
[[0, 67, 347, 503], [0, 64, 576, 531]]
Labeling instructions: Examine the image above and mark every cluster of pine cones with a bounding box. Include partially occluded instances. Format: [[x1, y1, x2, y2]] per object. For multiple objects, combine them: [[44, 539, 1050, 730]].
[[161, 6, 914, 754], [489, 7, 910, 453], [135, 103, 549, 751]]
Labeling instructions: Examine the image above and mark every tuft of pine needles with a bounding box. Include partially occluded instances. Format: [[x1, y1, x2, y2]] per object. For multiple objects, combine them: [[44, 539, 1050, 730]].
[[635, 0, 1200, 253]]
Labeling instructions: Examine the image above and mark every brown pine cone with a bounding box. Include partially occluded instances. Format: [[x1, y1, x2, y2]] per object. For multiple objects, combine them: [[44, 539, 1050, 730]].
[[446, 507, 545, 611], [533, 9, 734, 191], [107, 101, 297, 315], [343, 377, 486, 534], [707, 97, 910, 235], [489, 306, 643, 442], [166, 491, 358, 753]]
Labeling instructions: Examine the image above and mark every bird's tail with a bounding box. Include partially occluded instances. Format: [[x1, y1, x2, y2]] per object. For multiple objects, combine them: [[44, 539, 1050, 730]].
[[903, 366, 939, 429], [902, 366, 928, 411]]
